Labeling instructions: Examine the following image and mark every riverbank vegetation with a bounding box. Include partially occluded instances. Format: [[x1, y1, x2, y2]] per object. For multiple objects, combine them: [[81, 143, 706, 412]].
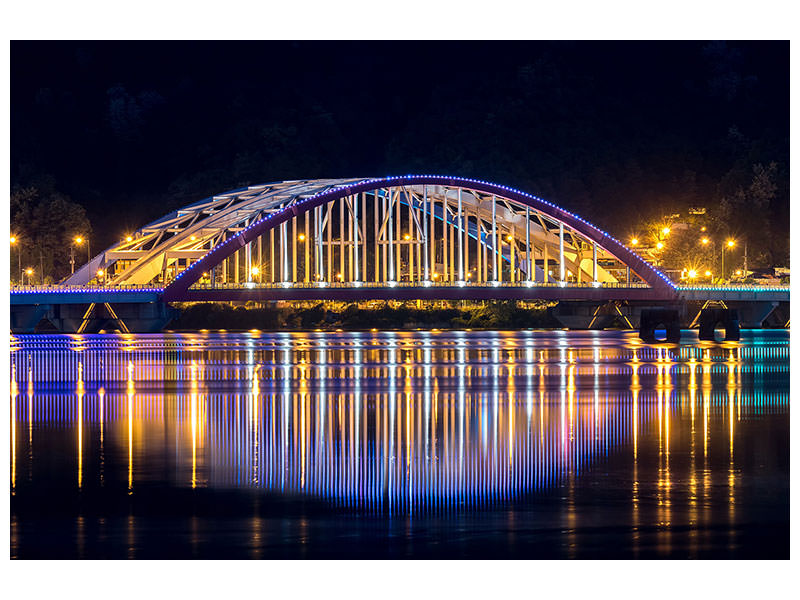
[[167, 300, 561, 331]]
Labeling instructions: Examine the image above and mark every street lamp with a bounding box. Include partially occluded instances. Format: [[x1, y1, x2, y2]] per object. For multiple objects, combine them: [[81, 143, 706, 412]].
[[74, 235, 90, 264], [96, 269, 105, 284], [661, 226, 671, 236], [630, 237, 639, 246], [250, 266, 260, 282], [10, 235, 21, 284], [721, 239, 735, 282], [25, 267, 34, 286], [701, 237, 709, 245]]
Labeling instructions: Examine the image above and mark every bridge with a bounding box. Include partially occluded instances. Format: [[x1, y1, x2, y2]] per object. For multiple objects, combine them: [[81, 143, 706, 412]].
[[10, 175, 789, 337]]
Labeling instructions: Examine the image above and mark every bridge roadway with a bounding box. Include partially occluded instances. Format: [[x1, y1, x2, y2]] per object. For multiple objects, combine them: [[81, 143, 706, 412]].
[[9, 282, 789, 334], [9, 282, 791, 304]]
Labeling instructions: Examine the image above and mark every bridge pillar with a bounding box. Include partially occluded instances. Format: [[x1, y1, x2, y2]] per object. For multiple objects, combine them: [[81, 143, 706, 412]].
[[698, 308, 740, 342], [639, 308, 681, 343]]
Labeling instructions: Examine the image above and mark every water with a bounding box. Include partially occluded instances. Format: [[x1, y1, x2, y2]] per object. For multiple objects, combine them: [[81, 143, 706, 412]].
[[10, 330, 789, 559]]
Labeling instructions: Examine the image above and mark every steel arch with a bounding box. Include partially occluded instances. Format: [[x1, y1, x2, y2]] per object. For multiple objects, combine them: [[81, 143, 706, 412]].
[[156, 175, 674, 299]]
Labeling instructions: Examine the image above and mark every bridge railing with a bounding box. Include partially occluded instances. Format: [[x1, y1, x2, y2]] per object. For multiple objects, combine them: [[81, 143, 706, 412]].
[[676, 284, 790, 293], [186, 280, 654, 290], [10, 284, 164, 293]]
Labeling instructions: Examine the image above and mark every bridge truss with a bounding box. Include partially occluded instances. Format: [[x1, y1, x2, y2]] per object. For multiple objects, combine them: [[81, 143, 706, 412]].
[[63, 176, 675, 300]]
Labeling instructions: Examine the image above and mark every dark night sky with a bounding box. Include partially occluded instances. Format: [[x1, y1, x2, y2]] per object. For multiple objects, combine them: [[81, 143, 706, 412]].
[[10, 41, 789, 260]]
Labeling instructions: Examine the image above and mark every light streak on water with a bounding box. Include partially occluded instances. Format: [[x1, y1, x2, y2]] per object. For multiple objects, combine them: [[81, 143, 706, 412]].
[[9, 330, 789, 514]]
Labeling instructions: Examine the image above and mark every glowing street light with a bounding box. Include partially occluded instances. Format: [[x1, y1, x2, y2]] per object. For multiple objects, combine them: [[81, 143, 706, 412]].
[[705, 270, 712, 277], [630, 238, 639, 246], [126, 235, 133, 243], [72, 235, 90, 268], [25, 267, 34, 285], [661, 226, 671, 236], [655, 241, 664, 250], [96, 269, 105, 282], [687, 269, 698, 279], [298, 234, 306, 242], [10, 235, 21, 284], [721, 239, 736, 281], [701, 237, 709, 245]]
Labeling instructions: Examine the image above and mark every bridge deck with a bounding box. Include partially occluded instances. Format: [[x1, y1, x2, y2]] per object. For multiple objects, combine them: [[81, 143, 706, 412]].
[[8, 283, 789, 305]]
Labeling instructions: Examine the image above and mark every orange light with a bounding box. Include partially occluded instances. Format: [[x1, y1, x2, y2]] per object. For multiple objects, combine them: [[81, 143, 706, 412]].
[[687, 269, 697, 279], [656, 241, 664, 250], [298, 234, 306, 242], [630, 238, 639, 246], [126, 235, 133, 242], [662, 227, 671, 235], [190, 235, 196, 241], [96, 269, 105, 278], [404, 234, 411, 241], [25, 268, 33, 275], [705, 270, 712, 277], [74, 236, 83, 244], [337, 273, 344, 280], [10, 236, 16, 244], [250, 266, 260, 276], [727, 239, 735, 248], [736, 270, 742, 276], [507, 235, 514, 242], [701, 237, 709, 245]]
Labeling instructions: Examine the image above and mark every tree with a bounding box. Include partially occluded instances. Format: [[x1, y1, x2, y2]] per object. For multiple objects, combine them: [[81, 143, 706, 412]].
[[10, 185, 92, 283]]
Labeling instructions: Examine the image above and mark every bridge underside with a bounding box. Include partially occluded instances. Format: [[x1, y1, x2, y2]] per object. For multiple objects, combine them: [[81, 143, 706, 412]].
[[176, 284, 672, 303]]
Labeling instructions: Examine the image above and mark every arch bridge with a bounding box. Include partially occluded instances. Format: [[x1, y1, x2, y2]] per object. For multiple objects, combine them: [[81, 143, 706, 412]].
[[12, 176, 787, 334], [63, 175, 675, 302]]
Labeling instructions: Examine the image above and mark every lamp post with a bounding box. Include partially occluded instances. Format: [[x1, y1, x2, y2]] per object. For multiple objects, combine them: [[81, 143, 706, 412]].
[[10, 235, 21, 284], [25, 267, 34, 286], [721, 239, 735, 283]]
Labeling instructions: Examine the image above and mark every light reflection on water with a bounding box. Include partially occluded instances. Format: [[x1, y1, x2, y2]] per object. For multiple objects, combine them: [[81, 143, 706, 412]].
[[10, 330, 788, 518]]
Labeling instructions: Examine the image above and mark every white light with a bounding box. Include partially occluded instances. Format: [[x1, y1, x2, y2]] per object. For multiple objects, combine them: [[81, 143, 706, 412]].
[[244, 282, 255, 289], [353, 281, 362, 287], [423, 280, 432, 287], [526, 280, 533, 287], [558, 281, 567, 287], [457, 280, 466, 287], [492, 281, 500, 287], [281, 281, 292, 288], [592, 281, 601, 288], [388, 281, 397, 287]]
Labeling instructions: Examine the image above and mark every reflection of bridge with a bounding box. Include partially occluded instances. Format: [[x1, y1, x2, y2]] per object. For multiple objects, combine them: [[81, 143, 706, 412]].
[[10, 331, 790, 513], [9, 175, 789, 334]]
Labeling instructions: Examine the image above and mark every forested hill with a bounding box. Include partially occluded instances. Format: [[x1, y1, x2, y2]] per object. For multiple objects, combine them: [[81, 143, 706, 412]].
[[11, 41, 789, 279]]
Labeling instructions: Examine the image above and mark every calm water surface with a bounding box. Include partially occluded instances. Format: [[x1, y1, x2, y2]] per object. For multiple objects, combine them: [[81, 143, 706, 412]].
[[10, 330, 789, 559]]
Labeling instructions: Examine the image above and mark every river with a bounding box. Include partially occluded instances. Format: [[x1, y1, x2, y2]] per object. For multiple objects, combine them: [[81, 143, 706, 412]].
[[9, 329, 789, 559]]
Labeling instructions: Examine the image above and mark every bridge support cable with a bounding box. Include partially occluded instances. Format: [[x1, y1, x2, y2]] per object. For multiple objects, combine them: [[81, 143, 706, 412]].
[[593, 242, 598, 284], [559, 223, 565, 283], [492, 195, 498, 283], [457, 188, 464, 283], [525, 206, 532, 283]]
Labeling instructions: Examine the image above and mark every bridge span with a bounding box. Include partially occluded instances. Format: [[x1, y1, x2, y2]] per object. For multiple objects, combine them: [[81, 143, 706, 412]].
[[9, 175, 789, 337]]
